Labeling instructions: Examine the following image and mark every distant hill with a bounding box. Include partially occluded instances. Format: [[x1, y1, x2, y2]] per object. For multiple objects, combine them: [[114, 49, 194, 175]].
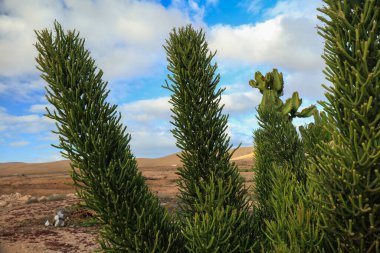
[[0, 147, 254, 176]]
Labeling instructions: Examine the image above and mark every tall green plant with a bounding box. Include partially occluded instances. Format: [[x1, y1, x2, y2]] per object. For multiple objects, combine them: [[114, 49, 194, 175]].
[[250, 68, 315, 213], [252, 109, 329, 252], [250, 69, 317, 249], [163, 25, 255, 252], [35, 21, 179, 252], [263, 164, 326, 253], [252, 107, 306, 248], [316, 0, 380, 251]]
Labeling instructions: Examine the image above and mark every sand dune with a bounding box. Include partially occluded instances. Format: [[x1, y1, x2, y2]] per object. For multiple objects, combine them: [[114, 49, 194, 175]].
[[0, 147, 254, 197], [232, 153, 253, 161], [138, 147, 253, 167], [0, 147, 253, 176], [0, 160, 71, 177]]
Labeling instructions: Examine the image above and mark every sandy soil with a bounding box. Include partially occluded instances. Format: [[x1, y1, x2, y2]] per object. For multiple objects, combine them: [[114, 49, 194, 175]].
[[0, 147, 254, 253]]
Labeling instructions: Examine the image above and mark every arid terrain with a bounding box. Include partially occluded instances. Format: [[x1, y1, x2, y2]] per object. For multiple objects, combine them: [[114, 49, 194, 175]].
[[0, 147, 254, 253]]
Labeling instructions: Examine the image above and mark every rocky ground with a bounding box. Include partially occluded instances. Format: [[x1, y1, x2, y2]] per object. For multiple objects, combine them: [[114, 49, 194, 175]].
[[0, 147, 254, 253], [0, 193, 98, 253]]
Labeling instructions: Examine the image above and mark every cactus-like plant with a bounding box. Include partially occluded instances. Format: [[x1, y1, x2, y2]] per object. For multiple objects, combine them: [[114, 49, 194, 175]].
[[263, 163, 326, 253], [249, 69, 317, 120], [315, 0, 380, 251], [250, 69, 317, 250], [164, 25, 255, 252], [181, 173, 256, 252], [252, 106, 307, 250], [35, 21, 179, 252], [299, 111, 332, 168]]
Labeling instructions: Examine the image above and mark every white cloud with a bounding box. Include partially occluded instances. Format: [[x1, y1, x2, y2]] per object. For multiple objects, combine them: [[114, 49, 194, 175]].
[[32, 152, 64, 163], [206, 0, 219, 6], [221, 91, 260, 114], [120, 97, 171, 123], [9, 140, 29, 147], [189, 0, 204, 14], [208, 0, 326, 102], [128, 125, 179, 157], [0, 0, 194, 79], [208, 14, 324, 72], [169, 0, 207, 25], [118, 96, 175, 157], [0, 76, 45, 102], [239, 0, 263, 14], [228, 116, 258, 146], [38, 132, 58, 141], [0, 107, 54, 134], [264, 0, 322, 20], [28, 103, 53, 113], [283, 70, 326, 101]]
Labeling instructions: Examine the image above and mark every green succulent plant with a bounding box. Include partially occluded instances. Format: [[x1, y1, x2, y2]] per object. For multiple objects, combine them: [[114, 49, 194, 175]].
[[35, 21, 180, 252], [314, 0, 380, 251], [249, 69, 317, 120], [164, 25, 255, 252]]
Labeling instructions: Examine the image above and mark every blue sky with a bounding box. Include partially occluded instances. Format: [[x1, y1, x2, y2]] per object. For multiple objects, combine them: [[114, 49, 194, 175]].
[[0, 0, 327, 162]]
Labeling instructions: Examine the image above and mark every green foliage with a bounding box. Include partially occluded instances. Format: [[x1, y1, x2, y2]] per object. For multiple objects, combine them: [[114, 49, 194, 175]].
[[249, 69, 317, 121], [252, 107, 306, 249], [163, 25, 249, 216], [182, 174, 257, 253], [263, 164, 326, 253], [299, 111, 332, 167], [316, 0, 380, 251], [35, 21, 179, 252], [253, 107, 306, 208], [163, 25, 254, 251]]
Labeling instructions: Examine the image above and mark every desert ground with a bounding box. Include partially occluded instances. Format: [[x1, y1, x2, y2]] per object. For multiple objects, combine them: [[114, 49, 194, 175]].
[[0, 147, 254, 253]]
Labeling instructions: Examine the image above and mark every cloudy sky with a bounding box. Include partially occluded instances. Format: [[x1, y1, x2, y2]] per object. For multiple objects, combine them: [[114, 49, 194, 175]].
[[0, 0, 328, 162]]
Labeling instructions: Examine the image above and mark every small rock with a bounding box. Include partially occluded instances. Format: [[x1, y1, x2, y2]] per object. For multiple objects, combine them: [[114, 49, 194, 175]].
[[54, 219, 64, 227], [45, 220, 50, 226], [57, 210, 65, 219], [53, 209, 67, 227], [0, 200, 7, 207]]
